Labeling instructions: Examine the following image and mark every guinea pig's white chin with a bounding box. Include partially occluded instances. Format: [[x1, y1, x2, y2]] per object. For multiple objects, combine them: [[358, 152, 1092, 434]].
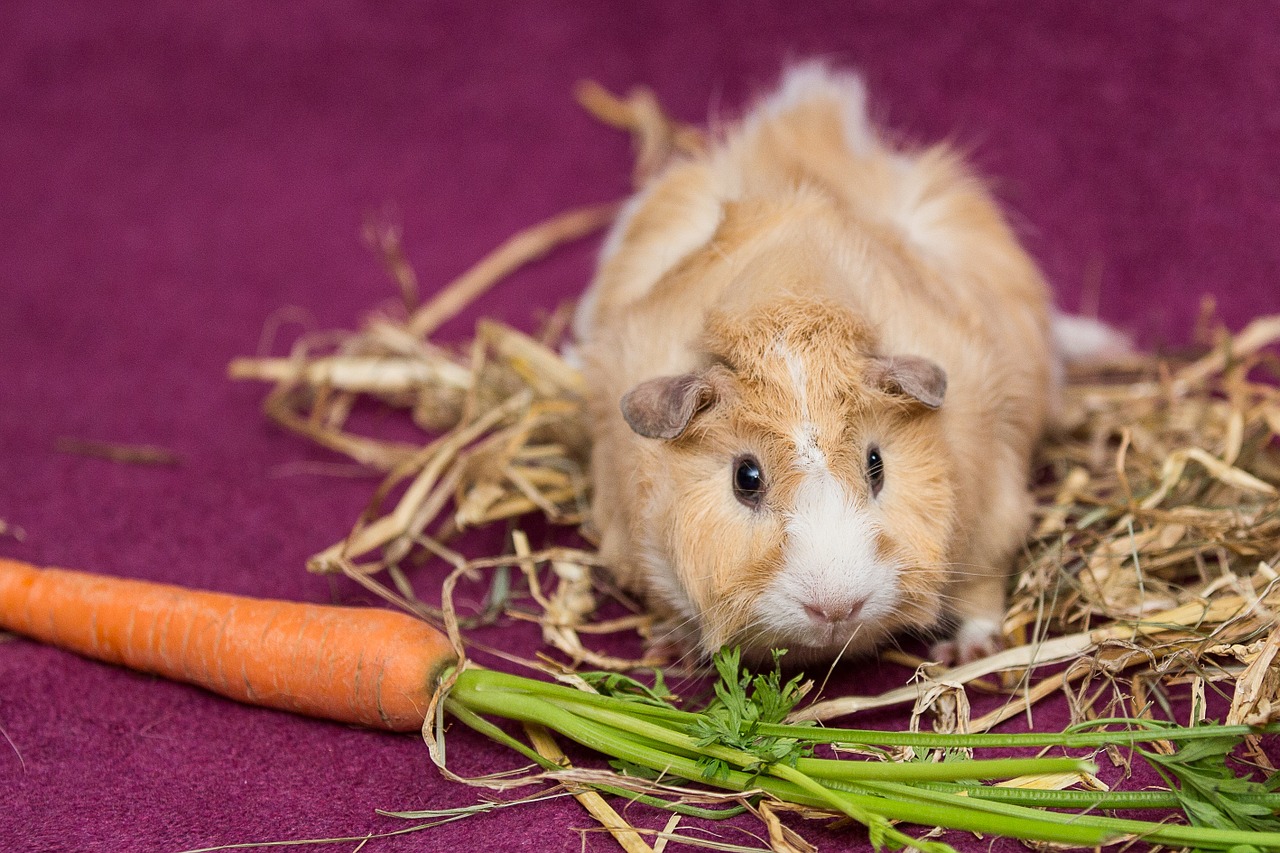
[[802, 619, 888, 656]]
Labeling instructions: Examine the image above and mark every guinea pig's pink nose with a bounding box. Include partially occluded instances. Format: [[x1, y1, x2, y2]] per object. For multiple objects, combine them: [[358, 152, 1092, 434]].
[[803, 598, 864, 625]]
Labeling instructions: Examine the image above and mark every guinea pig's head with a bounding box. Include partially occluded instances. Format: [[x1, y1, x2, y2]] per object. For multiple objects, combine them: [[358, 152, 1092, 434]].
[[620, 297, 956, 663]]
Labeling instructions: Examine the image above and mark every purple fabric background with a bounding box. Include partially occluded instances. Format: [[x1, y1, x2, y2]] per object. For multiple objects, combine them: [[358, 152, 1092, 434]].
[[3, 2, 1278, 851]]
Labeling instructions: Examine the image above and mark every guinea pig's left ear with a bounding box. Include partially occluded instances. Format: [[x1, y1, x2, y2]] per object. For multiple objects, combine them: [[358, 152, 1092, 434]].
[[870, 355, 947, 409], [620, 371, 718, 439]]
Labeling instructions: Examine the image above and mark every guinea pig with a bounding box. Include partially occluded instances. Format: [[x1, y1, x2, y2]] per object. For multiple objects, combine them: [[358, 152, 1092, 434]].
[[574, 63, 1058, 666]]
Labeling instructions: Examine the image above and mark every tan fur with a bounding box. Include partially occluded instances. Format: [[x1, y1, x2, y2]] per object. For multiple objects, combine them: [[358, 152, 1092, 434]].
[[576, 65, 1055, 661]]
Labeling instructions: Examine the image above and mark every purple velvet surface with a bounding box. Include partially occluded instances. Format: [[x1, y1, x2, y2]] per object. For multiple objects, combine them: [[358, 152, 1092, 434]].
[[3, 2, 1278, 851]]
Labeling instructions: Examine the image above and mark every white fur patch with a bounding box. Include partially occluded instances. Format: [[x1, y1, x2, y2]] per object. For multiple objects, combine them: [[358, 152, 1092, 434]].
[[571, 196, 647, 344], [756, 61, 875, 156], [772, 342, 825, 469], [887, 154, 955, 263], [574, 181, 723, 344], [752, 470, 899, 646], [1052, 313, 1132, 363], [595, 193, 647, 269]]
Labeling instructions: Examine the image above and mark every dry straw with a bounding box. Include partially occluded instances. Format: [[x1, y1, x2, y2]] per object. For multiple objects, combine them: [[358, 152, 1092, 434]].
[[230, 84, 1280, 749]]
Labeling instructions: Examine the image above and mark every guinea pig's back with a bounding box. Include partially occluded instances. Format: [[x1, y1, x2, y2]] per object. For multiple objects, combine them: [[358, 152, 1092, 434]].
[[728, 64, 1053, 401], [724, 64, 1049, 330], [718, 63, 1055, 555], [582, 61, 1054, 434]]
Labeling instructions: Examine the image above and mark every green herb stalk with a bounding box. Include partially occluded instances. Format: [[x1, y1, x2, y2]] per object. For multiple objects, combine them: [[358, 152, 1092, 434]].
[[442, 649, 1280, 851]]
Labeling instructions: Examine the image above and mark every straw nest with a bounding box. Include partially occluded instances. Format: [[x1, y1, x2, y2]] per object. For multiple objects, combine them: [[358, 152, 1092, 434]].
[[229, 84, 1280, 748]]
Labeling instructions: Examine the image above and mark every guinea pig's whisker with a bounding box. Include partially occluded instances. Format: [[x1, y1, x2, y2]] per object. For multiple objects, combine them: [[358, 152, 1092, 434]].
[[925, 594, 994, 613], [883, 633, 909, 660], [667, 646, 706, 676], [908, 559, 1005, 575], [656, 626, 711, 674], [916, 570, 1002, 581], [648, 614, 701, 647], [646, 594, 751, 669]]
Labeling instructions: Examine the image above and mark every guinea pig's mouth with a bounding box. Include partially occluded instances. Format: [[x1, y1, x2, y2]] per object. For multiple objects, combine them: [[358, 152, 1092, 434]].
[[736, 616, 889, 665], [799, 621, 882, 656], [733, 586, 904, 664]]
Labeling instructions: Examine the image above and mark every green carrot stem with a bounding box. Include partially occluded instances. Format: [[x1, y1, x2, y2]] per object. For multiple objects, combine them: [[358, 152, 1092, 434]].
[[939, 785, 1280, 810], [459, 668, 691, 724], [462, 668, 1277, 751], [857, 779, 1280, 850], [446, 697, 746, 820], [445, 698, 559, 770], [450, 678, 1115, 847], [449, 670, 1280, 850], [792, 754, 1092, 784], [551, 693, 1090, 784], [763, 762, 956, 853], [565, 707, 1112, 848], [754, 720, 1280, 749]]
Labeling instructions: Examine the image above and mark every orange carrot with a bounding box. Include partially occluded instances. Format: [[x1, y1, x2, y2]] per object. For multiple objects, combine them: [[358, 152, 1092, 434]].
[[0, 558, 456, 731]]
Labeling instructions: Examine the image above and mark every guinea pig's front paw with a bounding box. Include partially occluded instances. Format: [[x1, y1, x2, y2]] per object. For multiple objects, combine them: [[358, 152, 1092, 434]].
[[929, 617, 1006, 667]]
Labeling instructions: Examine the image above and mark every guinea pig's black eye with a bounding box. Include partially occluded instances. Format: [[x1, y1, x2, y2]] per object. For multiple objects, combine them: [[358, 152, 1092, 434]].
[[733, 456, 765, 507], [867, 446, 884, 497]]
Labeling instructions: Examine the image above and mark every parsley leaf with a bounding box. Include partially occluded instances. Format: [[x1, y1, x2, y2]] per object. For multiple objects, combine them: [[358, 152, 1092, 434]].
[[1140, 729, 1280, 836], [688, 648, 815, 780]]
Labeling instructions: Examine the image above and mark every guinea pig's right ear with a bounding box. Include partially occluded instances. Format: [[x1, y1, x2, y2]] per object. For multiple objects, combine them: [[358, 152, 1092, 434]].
[[620, 372, 718, 440], [869, 355, 947, 409]]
